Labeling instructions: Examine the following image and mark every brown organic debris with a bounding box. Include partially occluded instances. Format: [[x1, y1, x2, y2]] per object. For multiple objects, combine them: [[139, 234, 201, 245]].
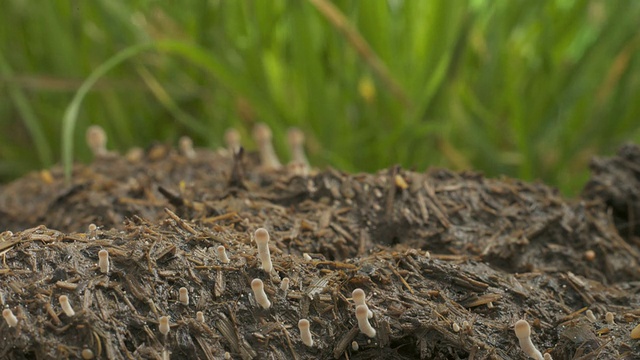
[[1, 141, 640, 359]]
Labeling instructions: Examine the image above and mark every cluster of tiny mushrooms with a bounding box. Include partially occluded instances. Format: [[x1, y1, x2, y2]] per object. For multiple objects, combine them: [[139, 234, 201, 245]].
[[251, 227, 378, 347], [3, 122, 640, 359]]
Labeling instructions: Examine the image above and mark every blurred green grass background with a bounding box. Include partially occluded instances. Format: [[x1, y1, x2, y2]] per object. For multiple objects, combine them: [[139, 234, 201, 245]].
[[1, 0, 639, 195]]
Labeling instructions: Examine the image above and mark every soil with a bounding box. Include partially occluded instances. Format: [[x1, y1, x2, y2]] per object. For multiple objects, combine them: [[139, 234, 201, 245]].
[[0, 142, 639, 360]]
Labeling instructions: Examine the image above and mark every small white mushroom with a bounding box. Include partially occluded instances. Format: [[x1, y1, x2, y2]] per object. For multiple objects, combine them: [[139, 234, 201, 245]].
[[252, 123, 281, 169], [452, 322, 460, 332], [280, 277, 290, 292], [287, 128, 308, 165], [585, 310, 596, 323], [351, 341, 359, 351], [514, 319, 543, 360], [287, 127, 309, 176], [88, 224, 97, 239], [159, 316, 170, 336], [224, 128, 241, 154], [179, 287, 189, 306], [356, 305, 376, 338], [462, 320, 471, 332], [605, 312, 615, 325], [196, 311, 205, 323], [543, 353, 553, 360], [59, 295, 75, 317], [81, 349, 95, 359], [216, 245, 230, 264], [125, 147, 144, 162], [251, 279, 271, 309], [2, 308, 18, 327], [98, 249, 109, 274], [298, 319, 314, 347], [352, 288, 373, 319], [302, 253, 312, 261], [254, 228, 273, 273], [179, 136, 196, 159], [86, 125, 107, 157]]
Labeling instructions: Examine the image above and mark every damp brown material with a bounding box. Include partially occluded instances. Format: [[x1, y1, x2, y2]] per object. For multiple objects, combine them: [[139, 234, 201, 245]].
[[1, 142, 640, 359]]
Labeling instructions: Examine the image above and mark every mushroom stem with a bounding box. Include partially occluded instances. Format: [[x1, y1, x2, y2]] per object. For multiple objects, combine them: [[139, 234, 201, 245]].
[[251, 279, 271, 309], [253, 123, 281, 169], [59, 295, 75, 317], [254, 228, 273, 273], [514, 319, 543, 360], [356, 305, 376, 338], [298, 319, 314, 347], [3, 309, 18, 327]]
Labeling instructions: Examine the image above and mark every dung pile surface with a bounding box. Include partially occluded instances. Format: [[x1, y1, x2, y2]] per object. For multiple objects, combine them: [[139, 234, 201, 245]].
[[0, 144, 639, 359]]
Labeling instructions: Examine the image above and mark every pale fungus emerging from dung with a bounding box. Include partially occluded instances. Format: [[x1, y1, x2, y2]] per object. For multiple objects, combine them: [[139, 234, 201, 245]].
[[81, 349, 94, 359], [125, 147, 144, 162], [303, 253, 312, 261], [351, 341, 359, 351], [88, 224, 97, 239], [356, 304, 376, 338], [159, 316, 170, 336], [3, 308, 18, 327], [254, 228, 273, 273], [585, 310, 596, 323], [462, 321, 471, 332], [179, 136, 196, 159], [216, 245, 230, 264], [514, 319, 544, 360], [224, 352, 232, 360], [59, 295, 75, 317], [352, 288, 373, 319], [298, 319, 314, 347], [288, 162, 309, 177], [286, 127, 310, 176], [251, 279, 271, 309], [287, 128, 308, 165], [452, 322, 461, 333], [252, 123, 281, 169], [224, 128, 241, 154], [605, 312, 615, 325], [86, 125, 107, 157], [179, 287, 189, 306], [98, 249, 109, 274], [280, 277, 290, 292], [196, 311, 205, 323]]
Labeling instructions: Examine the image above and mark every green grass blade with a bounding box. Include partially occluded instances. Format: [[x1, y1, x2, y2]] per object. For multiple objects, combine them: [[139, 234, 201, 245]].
[[0, 54, 53, 167], [61, 43, 155, 182]]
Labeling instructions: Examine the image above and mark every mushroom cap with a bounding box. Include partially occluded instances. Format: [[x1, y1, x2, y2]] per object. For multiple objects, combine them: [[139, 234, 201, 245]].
[[251, 278, 264, 291], [514, 319, 531, 339], [255, 228, 269, 245], [287, 127, 305, 146], [352, 288, 366, 304], [252, 123, 272, 144], [355, 304, 369, 319]]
